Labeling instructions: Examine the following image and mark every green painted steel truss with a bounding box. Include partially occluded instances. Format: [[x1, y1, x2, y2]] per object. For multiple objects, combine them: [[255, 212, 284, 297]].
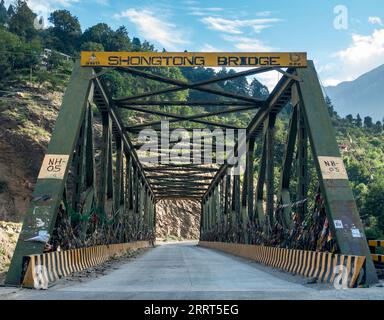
[[6, 59, 378, 285]]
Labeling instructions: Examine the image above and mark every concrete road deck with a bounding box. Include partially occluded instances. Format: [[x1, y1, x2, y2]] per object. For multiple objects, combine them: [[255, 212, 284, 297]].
[[1, 241, 384, 300]]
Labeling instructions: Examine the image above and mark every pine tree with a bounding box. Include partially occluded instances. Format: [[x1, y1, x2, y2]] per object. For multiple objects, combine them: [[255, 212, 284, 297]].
[[48, 10, 81, 54], [249, 78, 269, 99], [0, 0, 8, 26], [8, 0, 36, 39], [7, 4, 15, 18], [355, 114, 362, 127], [345, 114, 354, 124], [374, 121, 382, 133], [364, 116, 373, 128], [325, 96, 337, 118]]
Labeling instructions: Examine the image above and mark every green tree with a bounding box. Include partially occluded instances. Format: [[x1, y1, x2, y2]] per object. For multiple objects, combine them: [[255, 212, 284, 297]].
[[0, 0, 8, 26], [364, 116, 373, 128], [131, 37, 141, 51], [7, 4, 15, 18], [345, 114, 353, 124], [355, 114, 362, 127], [325, 96, 337, 118], [8, 0, 36, 40], [365, 178, 384, 231], [0, 28, 21, 77], [374, 121, 383, 134], [106, 26, 131, 51], [249, 78, 269, 99], [80, 41, 104, 51], [48, 10, 81, 54], [82, 23, 133, 51], [81, 23, 112, 50]]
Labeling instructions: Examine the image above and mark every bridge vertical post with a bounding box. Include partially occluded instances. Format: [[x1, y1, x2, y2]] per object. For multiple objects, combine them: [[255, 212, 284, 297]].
[[233, 174, 241, 242], [220, 178, 225, 241], [114, 135, 123, 213], [295, 90, 309, 222], [138, 180, 145, 238], [266, 114, 276, 231], [241, 138, 255, 243], [152, 198, 157, 239], [5, 61, 94, 285], [208, 192, 213, 237], [71, 105, 88, 213], [143, 187, 149, 237], [81, 102, 96, 238], [296, 60, 378, 284], [214, 186, 219, 239], [256, 129, 267, 232], [97, 111, 111, 213], [277, 105, 298, 229], [207, 198, 209, 238], [133, 166, 138, 239], [224, 174, 231, 242], [205, 198, 208, 238], [241, 168, 248, 243], [247, 138, 255, 241], [125, 154, 133, 241], [200, 199, 204, 239], [212, 189, 216, 238]]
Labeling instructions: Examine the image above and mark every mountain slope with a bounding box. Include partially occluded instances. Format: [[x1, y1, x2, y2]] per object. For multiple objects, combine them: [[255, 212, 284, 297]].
[[325, 64, 384, 121]]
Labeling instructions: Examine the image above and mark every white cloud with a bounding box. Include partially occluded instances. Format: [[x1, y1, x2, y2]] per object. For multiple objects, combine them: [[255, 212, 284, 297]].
[[256, 11, 273, 17], [320, 28, 384, 86], [222, 35, 275, 52], [189, 7, 224, 16], [322, 78, 347, 87], [5, 0, 79, 22], [201, 16, 281, 34], [115, 9, 189, 50], [254, 71, 281, 92], [333, 28, 384, 81], [199, 43, 220, 52], [368, 16, 383, 26]]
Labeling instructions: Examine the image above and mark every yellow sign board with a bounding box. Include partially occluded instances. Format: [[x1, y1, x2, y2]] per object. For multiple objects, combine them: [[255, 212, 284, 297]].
[[81, 51, 307, 68]]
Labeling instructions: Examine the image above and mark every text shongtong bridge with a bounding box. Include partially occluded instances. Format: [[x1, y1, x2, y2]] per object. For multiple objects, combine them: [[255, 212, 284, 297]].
[[6, 51, 378, 287]]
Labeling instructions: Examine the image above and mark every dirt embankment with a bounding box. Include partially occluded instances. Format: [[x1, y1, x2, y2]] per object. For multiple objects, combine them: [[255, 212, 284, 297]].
[[0, 221, 21, 276], [156, 199, 201, 240], [0, 87, 62, 221]]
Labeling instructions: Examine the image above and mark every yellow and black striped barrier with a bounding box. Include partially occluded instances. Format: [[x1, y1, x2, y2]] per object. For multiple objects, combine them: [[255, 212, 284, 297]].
[[369, 240, 384, 248], [199, 241, 366, 288], [371, 254, 384, 264], [368, 240, 384, 267], [22, 241, 150, 288]]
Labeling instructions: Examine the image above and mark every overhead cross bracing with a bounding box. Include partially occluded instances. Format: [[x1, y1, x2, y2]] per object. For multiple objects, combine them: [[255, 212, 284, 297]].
[[113, 66, 274, 200]]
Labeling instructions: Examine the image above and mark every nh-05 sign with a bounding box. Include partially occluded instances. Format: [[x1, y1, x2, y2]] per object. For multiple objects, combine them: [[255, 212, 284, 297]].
[[81, 52, 307, 68]]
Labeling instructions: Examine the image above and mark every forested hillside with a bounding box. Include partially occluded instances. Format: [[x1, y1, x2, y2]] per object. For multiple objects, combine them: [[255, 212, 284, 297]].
[[325, 64, 384, 122], [0, 0, 383, 240]]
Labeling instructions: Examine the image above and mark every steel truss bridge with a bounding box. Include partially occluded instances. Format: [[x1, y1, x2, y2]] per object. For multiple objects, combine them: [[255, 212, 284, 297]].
[[5, 52, 378, 286]]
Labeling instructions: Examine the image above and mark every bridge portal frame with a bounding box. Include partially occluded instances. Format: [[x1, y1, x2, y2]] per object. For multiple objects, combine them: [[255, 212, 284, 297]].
[[5, 52, 378, 285]]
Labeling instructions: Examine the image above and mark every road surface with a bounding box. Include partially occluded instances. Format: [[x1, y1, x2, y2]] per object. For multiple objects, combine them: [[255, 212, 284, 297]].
[[1, 241, 384, 299]]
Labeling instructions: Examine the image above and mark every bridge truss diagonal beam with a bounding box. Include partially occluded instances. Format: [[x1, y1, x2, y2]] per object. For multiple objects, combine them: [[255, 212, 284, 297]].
[[114, 66, 272, 104]]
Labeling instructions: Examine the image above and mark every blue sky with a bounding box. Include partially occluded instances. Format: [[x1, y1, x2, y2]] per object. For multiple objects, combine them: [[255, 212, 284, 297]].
[[9, 0, 384, 90]]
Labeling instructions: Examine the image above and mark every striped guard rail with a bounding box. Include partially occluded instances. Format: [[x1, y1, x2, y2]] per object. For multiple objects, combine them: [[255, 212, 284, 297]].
[[371, 254, 384, 265], [199, 241, 366, 288], [22, 241, 150, 288], [368, 240, 384, 266], [368, 240, 384, 248]]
